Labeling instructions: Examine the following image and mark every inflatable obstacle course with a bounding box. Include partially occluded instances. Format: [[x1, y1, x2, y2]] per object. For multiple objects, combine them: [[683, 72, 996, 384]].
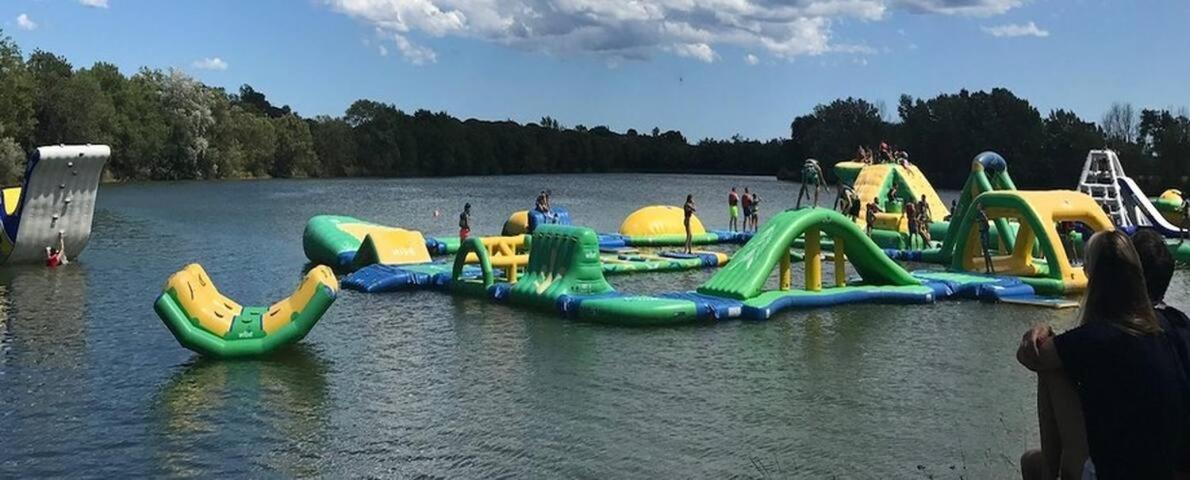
[[946, 191, 1113, 295], [833, 161, 950, 249], [154, 264, 339, 358], [0, 145, 110, 264], [343, 209, 1036, 326], [303, 215, 432, 271]]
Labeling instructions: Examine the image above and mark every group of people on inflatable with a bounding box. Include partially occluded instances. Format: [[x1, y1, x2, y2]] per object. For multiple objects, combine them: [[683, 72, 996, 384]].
[[856, 141, 911, 167], [725, 187, 763, 234]]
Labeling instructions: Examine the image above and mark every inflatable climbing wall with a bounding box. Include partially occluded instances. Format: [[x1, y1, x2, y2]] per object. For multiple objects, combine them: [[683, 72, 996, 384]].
[[0, 145, 110, 264]]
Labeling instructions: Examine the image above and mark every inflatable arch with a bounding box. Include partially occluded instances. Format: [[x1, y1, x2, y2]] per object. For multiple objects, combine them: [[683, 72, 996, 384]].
[[948, 191, 1113, 295], [0, 145, 110, 264], [698, 208, 919, 301]]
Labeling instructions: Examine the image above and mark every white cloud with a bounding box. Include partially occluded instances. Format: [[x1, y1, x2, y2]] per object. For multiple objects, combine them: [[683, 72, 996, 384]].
[[896, 0, 1021, 16], [78, 0, 110, 8], [745, 53, 759, 66], [16, 14, 37, 31], [672, 43, 717, 63], [982, 21, 1049, 38], [392, 34, 437, 65], [192, 57, 229, 71], [325, 0, 1022, 63], [378, 44, 389, 56]]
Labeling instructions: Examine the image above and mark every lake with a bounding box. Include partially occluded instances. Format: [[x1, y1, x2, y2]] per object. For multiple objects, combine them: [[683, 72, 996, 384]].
[[3, 174, 1182, 478]]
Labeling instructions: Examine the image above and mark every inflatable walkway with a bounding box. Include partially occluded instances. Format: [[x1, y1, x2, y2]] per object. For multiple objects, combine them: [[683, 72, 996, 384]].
[[0, 145, 109, 264], [343, 210, 1033, 326], [154, 264, 338, 358]]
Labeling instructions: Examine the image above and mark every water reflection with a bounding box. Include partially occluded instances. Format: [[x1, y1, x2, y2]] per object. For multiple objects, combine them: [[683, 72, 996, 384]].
[[0, 264, 88, 367], [152, 346, 331, 478]]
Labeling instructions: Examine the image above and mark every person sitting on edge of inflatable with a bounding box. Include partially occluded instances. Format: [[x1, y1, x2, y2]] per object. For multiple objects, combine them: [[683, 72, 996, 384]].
[[45, 232, 68, 268]]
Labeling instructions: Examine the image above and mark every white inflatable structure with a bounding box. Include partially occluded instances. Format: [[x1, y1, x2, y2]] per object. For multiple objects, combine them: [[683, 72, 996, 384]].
[[0, 145, 110, 264], [1076, 149, 1183, 237]]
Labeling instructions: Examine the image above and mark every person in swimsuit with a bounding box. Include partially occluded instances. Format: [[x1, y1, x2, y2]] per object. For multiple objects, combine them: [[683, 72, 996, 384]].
[[683, 194, 696, 254], [902, 200, 919, 250], [749, 191, 761, 231], [45, 232, 68, 268], [796, 159, 824, 209], [865, 198, 882, 237], [741, 188, 753, 233], [917, 195, 932, 246], [728, 187, 740, 232], [977, 205, 994, 273], [459, 203, 472, 241]]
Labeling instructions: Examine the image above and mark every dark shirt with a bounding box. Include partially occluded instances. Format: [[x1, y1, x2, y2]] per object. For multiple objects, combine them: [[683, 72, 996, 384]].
[[1054, 321, 1187, 479], [976, 211, 990, 234], [459, 212, 470, 229], [1157, 304, 1190, 472]]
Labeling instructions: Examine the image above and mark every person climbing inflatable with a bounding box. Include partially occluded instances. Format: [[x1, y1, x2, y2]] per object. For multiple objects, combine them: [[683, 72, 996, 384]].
[[45, 232, 68, 267], [796, 159, 825, 209]]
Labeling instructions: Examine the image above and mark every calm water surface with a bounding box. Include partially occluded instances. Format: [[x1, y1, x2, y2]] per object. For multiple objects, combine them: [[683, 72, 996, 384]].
[[3, 174, 1186, 478]]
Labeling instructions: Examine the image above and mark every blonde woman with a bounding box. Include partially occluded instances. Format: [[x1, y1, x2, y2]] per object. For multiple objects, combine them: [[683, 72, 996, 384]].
[[1017, 230, 1187, 479]]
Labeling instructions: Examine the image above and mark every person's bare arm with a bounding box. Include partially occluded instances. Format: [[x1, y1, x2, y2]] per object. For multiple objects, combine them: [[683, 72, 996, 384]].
[[1017, 324, 1063, 371]]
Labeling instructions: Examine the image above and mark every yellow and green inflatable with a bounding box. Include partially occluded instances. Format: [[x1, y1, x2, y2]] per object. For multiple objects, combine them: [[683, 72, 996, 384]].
[[154, 264, 339, 358]]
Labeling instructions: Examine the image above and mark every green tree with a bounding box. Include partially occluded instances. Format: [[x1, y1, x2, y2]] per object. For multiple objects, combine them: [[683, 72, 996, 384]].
[[270, 114, 316, 177], [0, 137, 25, 184], [0, 30, 35, 146]]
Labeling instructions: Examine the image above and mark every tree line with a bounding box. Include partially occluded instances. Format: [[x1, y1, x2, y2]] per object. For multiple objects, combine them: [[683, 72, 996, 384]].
[[1, 30, 1187, 192]]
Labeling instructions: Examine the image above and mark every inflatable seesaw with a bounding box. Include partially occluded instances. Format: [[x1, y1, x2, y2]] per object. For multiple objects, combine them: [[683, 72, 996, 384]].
[[340, 208, 1040, 325], [154, 264, 339, 358], [0, 145, 109, 264]]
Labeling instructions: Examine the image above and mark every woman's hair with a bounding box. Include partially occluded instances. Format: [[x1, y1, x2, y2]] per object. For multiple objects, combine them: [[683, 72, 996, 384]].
[[1078, 230, 1160, 335], [686, 194, 693, 203]]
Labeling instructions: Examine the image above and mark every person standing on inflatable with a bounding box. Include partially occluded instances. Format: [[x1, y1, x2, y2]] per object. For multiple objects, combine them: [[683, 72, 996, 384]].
[[977, 205, 994, 274], [796, 159, 824, 209], [901, 200, 919, 250], [459, 203, 472, 241], [683, 194, 696, 254], [749, 191, 761, 231], [728, 187, 740, 232], [741, 188, 753, 233], [864, 198, 881, 237], [45, 232, 68, 268]]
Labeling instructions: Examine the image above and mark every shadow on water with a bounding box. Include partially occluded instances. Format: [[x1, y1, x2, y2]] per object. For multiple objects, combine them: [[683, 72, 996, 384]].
[[150, 345, 331, 478]]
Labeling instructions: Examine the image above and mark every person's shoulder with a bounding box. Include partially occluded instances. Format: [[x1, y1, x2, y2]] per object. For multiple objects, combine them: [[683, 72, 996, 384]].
[[1156, 304, 1190, 328]]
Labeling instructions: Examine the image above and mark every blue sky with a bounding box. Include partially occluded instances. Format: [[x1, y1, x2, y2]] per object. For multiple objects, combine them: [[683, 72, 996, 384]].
[[3, 0, 1188, 141]]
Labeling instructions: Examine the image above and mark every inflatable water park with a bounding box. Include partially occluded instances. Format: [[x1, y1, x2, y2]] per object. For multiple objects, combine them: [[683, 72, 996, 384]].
[[28, 142, 1160, 357]]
